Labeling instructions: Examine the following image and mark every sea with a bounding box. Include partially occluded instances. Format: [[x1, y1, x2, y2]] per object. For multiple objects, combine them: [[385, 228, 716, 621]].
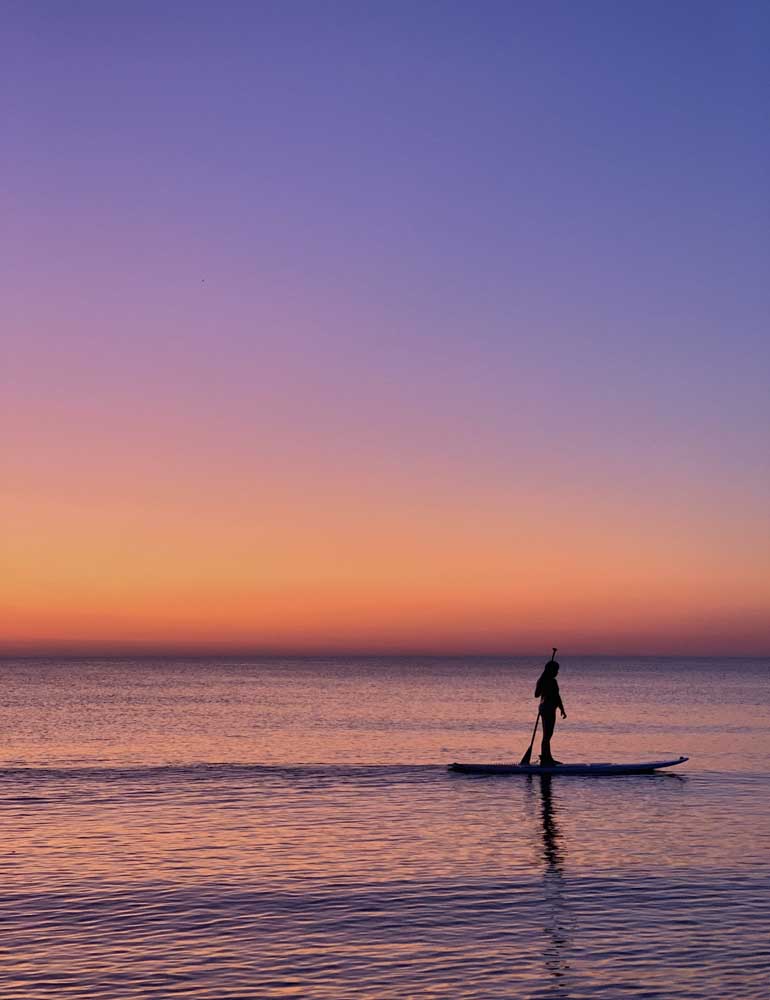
[[1, 655, 768, 999]]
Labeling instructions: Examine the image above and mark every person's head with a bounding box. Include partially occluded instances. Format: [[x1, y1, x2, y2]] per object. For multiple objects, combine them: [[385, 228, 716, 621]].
[[543, 659, 559, 677]]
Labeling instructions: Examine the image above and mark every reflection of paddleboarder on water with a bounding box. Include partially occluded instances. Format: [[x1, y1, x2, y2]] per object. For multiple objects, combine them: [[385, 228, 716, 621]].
[[522, 770, 571, 991], [538, 774, 563, 872], [536, 774, 572, 990], [535, 649, 567, 766]]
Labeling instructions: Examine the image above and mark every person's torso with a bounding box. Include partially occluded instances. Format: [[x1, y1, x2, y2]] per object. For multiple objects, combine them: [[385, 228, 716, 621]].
[[538, 676, 560, 707]]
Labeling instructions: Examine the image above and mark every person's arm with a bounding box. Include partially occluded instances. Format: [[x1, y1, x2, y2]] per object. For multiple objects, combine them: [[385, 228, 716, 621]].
[[555, 683, 566, 718]]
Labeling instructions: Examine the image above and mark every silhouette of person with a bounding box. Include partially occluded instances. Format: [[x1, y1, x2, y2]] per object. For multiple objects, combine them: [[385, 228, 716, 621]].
[[535, 655, 566, 766]]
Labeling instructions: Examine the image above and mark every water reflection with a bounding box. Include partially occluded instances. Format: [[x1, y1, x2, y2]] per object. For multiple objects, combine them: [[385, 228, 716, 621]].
[[535, 774, 572, 997]]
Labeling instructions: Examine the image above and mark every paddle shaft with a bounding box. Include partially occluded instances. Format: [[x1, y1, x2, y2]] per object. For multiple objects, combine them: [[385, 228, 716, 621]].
[[526, 712, 539, 752]]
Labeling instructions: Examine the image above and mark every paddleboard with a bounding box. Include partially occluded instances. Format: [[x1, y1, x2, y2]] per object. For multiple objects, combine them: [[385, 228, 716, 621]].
[[449, 755, 688, 776]]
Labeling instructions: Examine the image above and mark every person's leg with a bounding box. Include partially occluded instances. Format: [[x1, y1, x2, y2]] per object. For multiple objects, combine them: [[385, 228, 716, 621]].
[[540, 707, 556, 764]]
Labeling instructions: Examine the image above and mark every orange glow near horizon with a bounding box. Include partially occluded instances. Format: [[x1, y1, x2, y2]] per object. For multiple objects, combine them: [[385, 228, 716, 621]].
[[4, 437, 768, 655]]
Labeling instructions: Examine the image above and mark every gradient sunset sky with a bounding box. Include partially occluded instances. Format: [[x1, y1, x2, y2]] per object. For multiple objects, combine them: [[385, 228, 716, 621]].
[[4, 2, 769, 655]]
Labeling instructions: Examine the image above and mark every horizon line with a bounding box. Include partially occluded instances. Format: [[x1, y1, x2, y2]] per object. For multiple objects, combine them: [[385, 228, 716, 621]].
[[1, 646, 767, 660]]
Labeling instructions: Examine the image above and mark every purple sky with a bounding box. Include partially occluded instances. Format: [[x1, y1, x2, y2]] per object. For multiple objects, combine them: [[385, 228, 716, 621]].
[[4, 2, 769, 653]]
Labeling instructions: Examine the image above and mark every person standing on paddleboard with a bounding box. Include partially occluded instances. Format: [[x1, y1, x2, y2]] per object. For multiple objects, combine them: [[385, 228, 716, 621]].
[[535, 653, 566, 766]]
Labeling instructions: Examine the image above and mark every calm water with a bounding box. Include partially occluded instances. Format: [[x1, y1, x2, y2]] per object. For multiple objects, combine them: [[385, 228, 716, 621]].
[[1, 656, 768, 999]]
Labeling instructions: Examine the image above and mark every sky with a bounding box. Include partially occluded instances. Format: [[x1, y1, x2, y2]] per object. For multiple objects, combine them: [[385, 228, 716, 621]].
[[3, 1, 769, 656]]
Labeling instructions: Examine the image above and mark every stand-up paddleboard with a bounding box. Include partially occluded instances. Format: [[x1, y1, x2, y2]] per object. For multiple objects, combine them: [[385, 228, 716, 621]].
[[449, 755, 688, 776]]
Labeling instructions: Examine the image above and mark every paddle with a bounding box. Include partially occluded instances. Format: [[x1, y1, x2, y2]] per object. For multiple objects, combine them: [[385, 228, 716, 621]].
[[519, 647, 557, 765]]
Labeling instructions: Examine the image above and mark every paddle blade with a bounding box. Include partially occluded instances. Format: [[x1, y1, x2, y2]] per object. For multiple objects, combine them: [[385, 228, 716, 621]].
[[519, 746, 533, 765]]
